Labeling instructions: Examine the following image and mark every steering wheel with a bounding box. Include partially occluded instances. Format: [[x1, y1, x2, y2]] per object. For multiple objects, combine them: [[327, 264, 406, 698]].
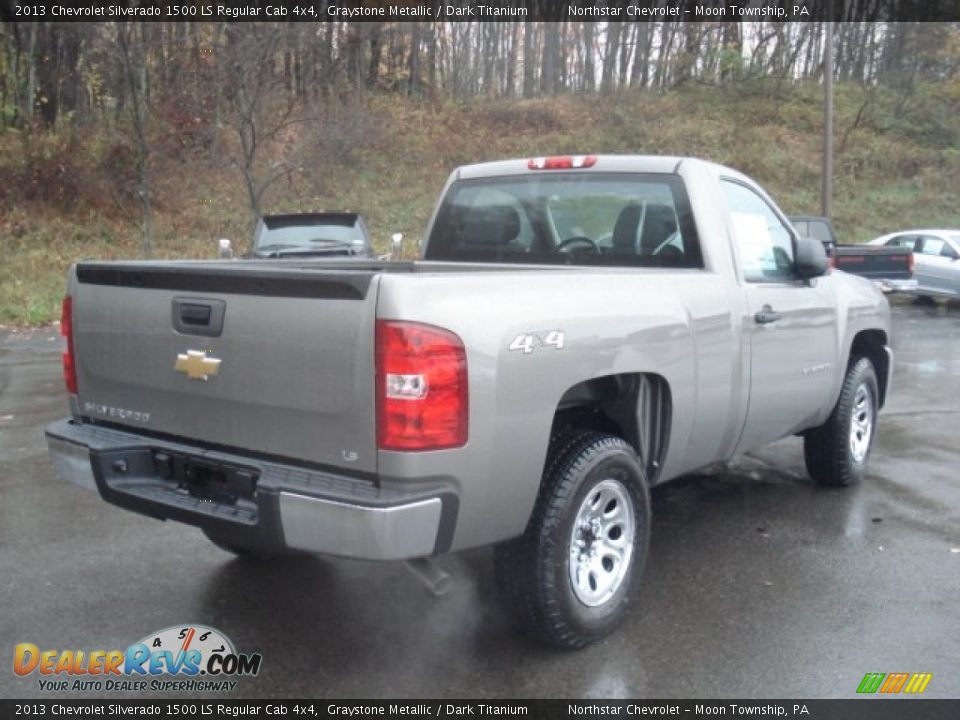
[[556, 236, 599, 253]]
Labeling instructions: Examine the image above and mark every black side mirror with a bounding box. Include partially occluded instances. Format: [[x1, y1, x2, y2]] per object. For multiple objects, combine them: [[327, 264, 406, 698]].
[[795, 234, 829, 279]]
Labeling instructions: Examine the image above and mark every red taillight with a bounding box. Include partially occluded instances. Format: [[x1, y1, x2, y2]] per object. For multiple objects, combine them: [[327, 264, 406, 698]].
[[907, 253, 915, 274], [376, 320, 467, 451], [528, 155, 597, 170], [61, 295, 78, 395]]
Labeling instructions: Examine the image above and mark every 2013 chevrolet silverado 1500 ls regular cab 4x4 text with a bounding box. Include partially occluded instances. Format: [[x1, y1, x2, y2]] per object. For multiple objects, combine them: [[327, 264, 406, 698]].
[[46, 156, 892, 648]]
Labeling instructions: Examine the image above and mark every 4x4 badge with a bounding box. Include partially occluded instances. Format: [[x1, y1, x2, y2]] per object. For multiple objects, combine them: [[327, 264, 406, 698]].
[[174, 350, 222, 381]]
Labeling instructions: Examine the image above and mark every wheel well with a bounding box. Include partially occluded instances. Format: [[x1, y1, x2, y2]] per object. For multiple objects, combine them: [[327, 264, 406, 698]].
[[850, 330, 889, 407], [549, 373, 671, 483]]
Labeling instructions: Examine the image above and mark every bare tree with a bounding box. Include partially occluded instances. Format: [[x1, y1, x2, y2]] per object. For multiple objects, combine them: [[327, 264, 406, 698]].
[[116, 22, 153, 258], [222, 24, 304, 224]]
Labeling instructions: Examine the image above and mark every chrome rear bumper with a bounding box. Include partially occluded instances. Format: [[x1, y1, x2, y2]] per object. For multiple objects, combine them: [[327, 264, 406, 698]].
[[874, 278, 918, 294], [45, 419, 453, 561]]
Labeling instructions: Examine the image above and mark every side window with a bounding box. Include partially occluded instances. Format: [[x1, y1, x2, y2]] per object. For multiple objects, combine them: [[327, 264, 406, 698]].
[[886, 235, 916, 250], [939, 241, 958, 259], [721, 180, 795, 282], [918, 236, 945, 256]]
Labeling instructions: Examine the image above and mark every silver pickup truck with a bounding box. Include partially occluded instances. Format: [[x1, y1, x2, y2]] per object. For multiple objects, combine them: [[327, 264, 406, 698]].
[[46, 155, 892, 648]]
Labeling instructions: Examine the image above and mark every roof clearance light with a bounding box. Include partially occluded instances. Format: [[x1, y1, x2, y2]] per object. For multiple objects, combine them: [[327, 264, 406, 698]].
[[527, 155, 597, 170]]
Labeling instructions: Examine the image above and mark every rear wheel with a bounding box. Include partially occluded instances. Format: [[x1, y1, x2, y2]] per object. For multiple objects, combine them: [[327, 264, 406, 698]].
[[495, 432, 651, 649], [804, 357, 879, 487]]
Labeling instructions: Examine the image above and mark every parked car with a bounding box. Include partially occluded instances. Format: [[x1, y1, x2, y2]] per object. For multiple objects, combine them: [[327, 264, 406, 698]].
[[789, 215, 916, 293], [249, 212, 375, 259], [867, 229, 960, 300], [46, 155, 892, 648]]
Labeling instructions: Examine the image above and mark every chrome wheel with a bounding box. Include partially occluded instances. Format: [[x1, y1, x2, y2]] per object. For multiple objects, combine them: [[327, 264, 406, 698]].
[[849, 383, 874, 464], [568, 478, 635, 607]]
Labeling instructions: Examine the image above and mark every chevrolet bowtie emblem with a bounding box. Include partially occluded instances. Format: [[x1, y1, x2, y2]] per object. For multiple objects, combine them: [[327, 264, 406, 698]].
[[174, 350, 222, 381]]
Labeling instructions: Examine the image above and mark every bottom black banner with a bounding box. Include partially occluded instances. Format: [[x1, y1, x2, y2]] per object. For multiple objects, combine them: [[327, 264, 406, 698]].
[[1, 700, 958, 720]]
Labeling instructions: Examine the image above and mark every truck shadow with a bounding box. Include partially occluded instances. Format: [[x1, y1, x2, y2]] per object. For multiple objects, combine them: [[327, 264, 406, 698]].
[[192, 453, 860, 697]]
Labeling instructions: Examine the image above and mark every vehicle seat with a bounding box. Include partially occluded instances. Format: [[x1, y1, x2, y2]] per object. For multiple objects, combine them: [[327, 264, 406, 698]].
[[639, 204, 680, 257], [612, 205, 643, 254], [460, 205, 521, 247], [656, 245, 685, 264]]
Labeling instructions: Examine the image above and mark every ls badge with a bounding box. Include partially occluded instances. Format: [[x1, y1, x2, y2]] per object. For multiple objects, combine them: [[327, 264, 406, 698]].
[[175, 350, 222, 381]]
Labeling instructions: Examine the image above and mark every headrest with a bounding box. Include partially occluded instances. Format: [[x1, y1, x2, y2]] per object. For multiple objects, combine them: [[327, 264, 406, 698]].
[[613, 205, 643, 250], [461, 205, 522, 246], [640, 203, 679, 253]]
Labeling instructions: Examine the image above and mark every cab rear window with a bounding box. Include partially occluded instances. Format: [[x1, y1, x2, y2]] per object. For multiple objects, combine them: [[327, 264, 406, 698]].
[[424, 173, 703, 268]]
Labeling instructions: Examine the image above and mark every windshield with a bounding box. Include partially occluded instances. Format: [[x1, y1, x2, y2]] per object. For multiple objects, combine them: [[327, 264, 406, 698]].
[[256, 218, 367, 248], [424, 173, 702, 268]]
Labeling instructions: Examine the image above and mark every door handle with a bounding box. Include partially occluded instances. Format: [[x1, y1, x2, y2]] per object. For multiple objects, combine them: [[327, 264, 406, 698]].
[[179, 303, 212, 326], [754, 305, 782, 325], [172, 297, 226, 337]]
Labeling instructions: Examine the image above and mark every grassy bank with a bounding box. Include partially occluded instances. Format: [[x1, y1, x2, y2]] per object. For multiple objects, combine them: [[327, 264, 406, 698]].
[[2, 81, 958, 325]]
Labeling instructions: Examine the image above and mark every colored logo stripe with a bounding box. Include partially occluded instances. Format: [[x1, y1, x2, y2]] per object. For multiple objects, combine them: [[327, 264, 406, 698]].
[[904, 673, 933, 694], [880, 673, 909, 693], [857, 672, 932, 694], [857, 673, 885, 693]]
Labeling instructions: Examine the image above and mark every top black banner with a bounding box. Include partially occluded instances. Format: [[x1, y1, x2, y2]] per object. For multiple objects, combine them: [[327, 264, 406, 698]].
[[4, 0, 960, 23]]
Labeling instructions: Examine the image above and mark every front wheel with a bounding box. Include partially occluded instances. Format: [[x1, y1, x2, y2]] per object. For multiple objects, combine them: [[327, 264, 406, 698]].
[[495, 432, 651, 649], [804, 356, 879, 487]]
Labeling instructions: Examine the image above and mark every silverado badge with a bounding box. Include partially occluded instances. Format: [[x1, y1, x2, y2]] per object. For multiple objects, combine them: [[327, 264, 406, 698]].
[[174, 350, 222, 381]]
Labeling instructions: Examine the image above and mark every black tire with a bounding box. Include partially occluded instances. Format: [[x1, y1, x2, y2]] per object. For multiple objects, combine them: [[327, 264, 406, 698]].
[[494, 432, 651, 649], [202, 530, 274, 560], [804, 356, 879, 487]]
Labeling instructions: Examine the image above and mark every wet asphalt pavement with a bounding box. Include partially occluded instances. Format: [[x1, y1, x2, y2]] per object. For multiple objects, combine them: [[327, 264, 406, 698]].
[[1, 301, 958, 700]]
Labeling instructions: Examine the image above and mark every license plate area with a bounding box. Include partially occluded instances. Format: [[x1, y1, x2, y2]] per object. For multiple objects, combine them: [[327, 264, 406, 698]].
[[151, 450, 258, 504], [90, 445, 260, 526]]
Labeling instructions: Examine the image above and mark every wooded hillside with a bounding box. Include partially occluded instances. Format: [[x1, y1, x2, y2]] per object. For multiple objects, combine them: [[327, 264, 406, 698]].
[[1, 19, 959, 324]]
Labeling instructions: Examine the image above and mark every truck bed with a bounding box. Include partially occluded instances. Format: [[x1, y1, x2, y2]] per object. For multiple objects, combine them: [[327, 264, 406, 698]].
[[833, 244, 913, 281]]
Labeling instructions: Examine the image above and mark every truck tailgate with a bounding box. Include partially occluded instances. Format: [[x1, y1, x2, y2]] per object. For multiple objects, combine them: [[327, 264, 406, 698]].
[[834, 246, 912, 280], [71, 262, 380, 473]]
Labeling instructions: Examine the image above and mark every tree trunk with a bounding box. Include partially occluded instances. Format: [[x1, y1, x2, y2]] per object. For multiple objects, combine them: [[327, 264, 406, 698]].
[[24, 22, 38, 123], [601, 21, 621, 93], [522, 21, 536, 98], [367, 23, 382, 89], [541, 21, 560, 95], [582, 22, 595, 92], [408, 23, 422, 95]]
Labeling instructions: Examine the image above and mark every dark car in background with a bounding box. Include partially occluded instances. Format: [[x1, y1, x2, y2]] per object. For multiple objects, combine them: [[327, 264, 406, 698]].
[[250, 212, 375, 259], [789, 215, 916, 293]]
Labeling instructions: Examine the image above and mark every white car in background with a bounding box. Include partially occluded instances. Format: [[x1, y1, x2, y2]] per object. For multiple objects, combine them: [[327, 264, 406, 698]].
[[868, 229, 960, 299]]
